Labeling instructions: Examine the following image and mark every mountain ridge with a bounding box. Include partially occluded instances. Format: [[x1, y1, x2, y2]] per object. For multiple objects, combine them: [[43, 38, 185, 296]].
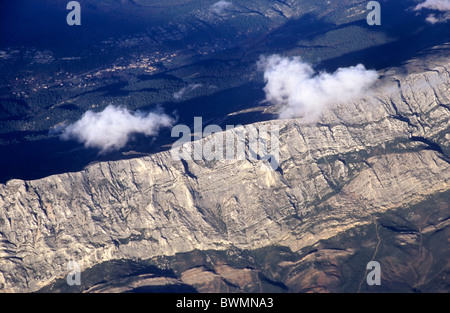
[[0, 54, 449, 292]]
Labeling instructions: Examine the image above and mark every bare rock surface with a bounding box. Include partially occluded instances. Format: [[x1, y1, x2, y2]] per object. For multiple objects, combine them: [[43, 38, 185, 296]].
[[0, 55, 449, 292]]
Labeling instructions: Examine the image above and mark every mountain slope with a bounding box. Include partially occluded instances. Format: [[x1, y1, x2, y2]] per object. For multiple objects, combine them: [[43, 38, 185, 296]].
[[0, 54, 449, 292]]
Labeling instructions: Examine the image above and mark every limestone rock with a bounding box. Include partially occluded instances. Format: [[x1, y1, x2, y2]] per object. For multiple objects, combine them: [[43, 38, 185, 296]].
[[0, 57, 449, 292]]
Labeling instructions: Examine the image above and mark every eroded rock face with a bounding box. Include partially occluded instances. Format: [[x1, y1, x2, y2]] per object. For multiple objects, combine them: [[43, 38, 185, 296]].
[[0, 57, 449, 293]]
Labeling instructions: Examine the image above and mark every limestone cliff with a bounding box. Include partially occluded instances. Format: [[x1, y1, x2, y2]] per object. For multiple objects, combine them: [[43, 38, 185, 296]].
[[0, 54, 449, 293]]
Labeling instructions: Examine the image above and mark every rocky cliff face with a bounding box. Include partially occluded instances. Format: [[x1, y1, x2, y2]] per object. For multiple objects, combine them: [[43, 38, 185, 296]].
[[0, 55, 449, 293]]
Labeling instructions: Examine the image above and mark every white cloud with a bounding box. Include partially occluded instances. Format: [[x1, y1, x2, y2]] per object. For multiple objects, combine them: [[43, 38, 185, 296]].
[[426, 12, 450, 23], [258, 55, 379, 121], [415, 0, 450, 11], [415, 0, 450, 23], [426, 13, 440, 23], [61, 105, 174, 153], [210, 0, 233, 15], [173, 84, 202, 100]]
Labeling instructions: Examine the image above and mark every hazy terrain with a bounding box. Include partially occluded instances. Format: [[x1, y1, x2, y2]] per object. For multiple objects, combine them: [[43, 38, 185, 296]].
[[1, 0, 448, 182], [0, 0, 449, 293]]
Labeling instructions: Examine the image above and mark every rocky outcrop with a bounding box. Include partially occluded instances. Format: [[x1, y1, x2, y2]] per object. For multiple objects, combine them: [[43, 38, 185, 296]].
[[0, 57, 449, 292]]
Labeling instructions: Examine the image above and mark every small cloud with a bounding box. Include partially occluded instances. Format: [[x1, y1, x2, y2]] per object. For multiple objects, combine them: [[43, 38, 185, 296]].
[[415, 0, 450, 11], [258, 55, 379, 121], [210, 0, 233, 15], [173, 84, 202, 100], [426, 13, 440, 23], [414, 0, 450, 23], [61, 105, 174, 153], [425, 12, 450, 23]]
